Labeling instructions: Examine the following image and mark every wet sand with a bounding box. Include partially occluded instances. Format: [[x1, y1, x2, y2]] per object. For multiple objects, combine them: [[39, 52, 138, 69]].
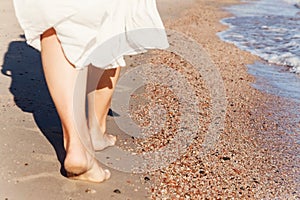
[[0, 0, 299, 199]]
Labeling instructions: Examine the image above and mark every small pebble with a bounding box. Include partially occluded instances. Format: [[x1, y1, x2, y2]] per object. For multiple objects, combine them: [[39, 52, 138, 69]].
[[85, 188, 96, 194], [144, 176, 150, 181], [113, 189, 121, 194], [222, 156, 230, 161]]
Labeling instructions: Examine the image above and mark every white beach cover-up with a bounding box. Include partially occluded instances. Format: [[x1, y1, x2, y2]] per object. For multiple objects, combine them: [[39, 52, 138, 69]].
[[13, 0, 169, 69]]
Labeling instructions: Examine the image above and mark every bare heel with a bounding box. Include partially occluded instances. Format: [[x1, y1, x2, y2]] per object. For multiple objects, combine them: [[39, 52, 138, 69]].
[[67, 161, 111, 183]]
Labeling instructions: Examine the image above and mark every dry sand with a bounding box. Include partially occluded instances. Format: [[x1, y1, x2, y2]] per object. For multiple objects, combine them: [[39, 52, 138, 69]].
[[0, 0, 299, 199]]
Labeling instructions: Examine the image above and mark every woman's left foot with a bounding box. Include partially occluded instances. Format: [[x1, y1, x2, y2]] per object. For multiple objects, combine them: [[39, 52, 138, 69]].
[[91, 131, 116, 151]]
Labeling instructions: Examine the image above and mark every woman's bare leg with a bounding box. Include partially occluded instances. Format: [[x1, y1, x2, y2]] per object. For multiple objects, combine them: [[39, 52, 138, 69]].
[[87, 66, 120, 151], [41, 28, 110, 182]]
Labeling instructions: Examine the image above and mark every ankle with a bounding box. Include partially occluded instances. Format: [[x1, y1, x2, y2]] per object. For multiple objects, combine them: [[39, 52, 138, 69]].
[[89, 123, 106, 134]]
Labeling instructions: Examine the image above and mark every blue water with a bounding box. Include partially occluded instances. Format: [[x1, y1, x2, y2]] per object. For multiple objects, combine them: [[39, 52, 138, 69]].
[[219, 0, 300, 73], [218, 0, 300, 103], [248, 61, 300, 103], [218, 0, 300, 143]]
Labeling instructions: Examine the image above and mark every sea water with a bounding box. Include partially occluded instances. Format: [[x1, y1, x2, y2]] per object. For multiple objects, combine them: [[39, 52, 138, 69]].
[[218, 0, 300, 139], [218, 0, 300, 103]]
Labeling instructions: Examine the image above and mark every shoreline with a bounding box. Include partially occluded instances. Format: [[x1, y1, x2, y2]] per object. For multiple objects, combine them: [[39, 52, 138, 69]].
[[148, 0, 299, 198]]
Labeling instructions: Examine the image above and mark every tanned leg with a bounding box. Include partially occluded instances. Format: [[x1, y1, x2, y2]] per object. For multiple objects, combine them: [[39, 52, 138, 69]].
[[87, 66, 120, 151], [41, 28, 110, 182]]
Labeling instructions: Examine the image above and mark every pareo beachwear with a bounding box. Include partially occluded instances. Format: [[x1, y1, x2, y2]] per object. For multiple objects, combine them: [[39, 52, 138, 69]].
[[13, 0, 169, 69]]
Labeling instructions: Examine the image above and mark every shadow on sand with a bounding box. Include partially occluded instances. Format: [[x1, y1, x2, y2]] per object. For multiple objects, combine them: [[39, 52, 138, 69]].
[[1, 36, 67, 176]]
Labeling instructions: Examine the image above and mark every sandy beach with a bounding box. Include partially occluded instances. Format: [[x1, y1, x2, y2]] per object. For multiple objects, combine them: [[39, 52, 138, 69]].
[[0, 0, 299, 199]]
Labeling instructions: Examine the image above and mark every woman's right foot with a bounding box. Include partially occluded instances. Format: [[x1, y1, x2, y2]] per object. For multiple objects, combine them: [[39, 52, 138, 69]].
[[64, 135, 110, 182], [66, 161, 111, 183]]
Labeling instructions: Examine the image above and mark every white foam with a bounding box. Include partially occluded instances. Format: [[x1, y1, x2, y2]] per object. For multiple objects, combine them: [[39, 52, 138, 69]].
[[219, 0, 300, 73]]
